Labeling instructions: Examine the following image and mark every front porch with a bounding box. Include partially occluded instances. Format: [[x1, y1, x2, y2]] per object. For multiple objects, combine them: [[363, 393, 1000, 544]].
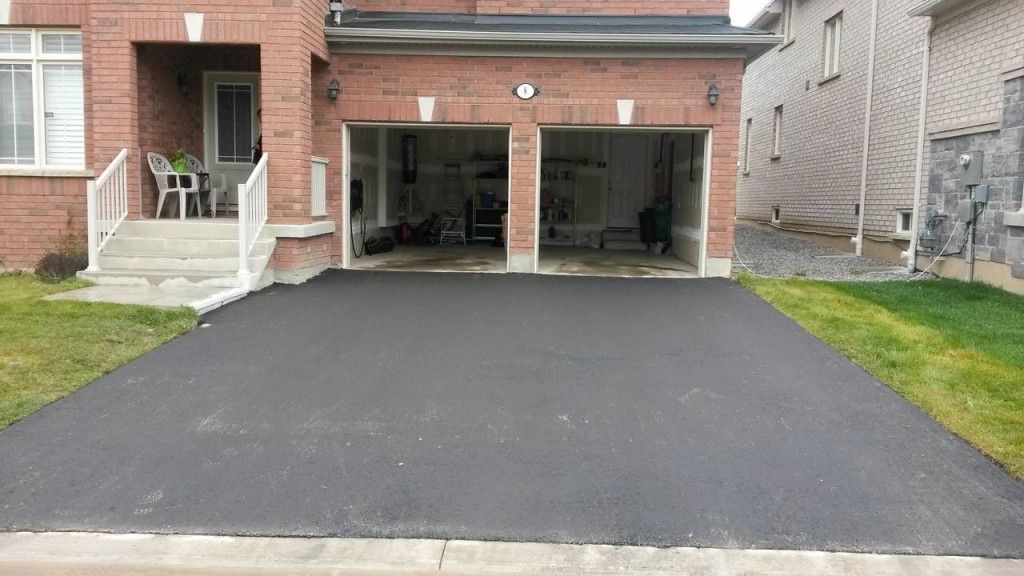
[[76, 41, 332, 308], [136, 43, 261, 221]]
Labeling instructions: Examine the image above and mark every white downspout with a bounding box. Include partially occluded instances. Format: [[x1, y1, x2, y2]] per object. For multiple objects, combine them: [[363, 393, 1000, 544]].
[[904, 19, 933, 271], [853, 0, 880, 256]]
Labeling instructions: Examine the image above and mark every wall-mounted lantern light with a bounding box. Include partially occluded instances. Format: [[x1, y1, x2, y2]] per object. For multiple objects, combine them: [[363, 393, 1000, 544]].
[[176, 73, 192, 97], [707, 83, 719, 107], [327, 79, 340, 100]]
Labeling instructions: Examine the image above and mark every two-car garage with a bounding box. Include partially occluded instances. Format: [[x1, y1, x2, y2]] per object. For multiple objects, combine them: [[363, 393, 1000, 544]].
[[341, 124, 710, 278]]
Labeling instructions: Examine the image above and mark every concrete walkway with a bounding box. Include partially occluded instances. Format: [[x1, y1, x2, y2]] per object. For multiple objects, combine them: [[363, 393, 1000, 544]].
[[0, 533, 1021, 576], [44, 284, 247, 313]]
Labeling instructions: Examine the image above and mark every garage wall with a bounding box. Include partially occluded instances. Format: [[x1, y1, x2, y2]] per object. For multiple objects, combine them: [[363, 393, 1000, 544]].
[[313, 52, 742, 274], [671, 132, 705, 266], [349, 127, 383, 246], [385, 128, 508, 227]]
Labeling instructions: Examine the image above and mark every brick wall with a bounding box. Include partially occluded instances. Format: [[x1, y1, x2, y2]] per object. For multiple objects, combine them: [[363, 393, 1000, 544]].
[[313, 53, 743, 264], [738, 0, 926, 246], [0, 177, 88, 268], [343, 0, 727, 15], [928, 0, 1024, 136]]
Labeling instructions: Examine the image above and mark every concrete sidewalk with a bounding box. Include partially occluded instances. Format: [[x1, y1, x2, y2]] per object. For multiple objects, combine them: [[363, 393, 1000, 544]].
[[44, 284, 247, 313], [0, 533, 1021, 576]]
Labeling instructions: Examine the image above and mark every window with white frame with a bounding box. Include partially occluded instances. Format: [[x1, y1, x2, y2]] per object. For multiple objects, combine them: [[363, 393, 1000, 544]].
[[771, 106, 783, 157], [823, 13, 842, 78], [0, 29, 84, 168], [781, 0, 794, 43], [215, 83, 255, 164], [896, 210, 914, 235], [743, 118, 752, 173]]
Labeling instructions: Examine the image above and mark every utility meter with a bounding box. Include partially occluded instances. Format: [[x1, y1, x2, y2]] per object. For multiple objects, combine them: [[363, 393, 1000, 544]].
[[958, 152, 983, 186]]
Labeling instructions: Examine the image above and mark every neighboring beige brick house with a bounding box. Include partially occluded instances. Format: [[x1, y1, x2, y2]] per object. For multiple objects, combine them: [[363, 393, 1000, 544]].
[[739, 0, 1024, 293], [738, 0, 928, 264]]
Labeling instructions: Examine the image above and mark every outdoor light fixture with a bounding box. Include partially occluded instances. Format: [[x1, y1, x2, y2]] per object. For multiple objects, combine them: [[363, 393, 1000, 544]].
[[707, 83, 719, 107], [177, 73, 192, 97], [327, 79, 340, 100]]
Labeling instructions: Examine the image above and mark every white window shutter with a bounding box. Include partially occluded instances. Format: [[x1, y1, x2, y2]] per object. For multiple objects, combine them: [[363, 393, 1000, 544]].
[[42, 64, 85, 166]]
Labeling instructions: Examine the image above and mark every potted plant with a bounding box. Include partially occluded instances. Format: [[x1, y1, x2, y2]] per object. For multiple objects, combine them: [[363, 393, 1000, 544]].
[[170, 148, 188, 173]]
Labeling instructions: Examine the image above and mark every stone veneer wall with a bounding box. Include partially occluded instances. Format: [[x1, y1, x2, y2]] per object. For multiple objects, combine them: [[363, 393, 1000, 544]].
[[927, 76, 1024, 280]]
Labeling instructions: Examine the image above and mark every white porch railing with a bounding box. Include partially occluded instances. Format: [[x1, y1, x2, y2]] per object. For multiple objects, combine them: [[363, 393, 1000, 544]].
[[85, 149, 129, 272], [237, 154, 269, 277], [311, 156, 329, 217]]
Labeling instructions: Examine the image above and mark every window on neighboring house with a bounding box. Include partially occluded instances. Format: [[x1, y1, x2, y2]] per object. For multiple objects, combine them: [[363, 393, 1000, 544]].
[[215, 83, 255, 164], [0, 30, 84, 168], [896, 210, 914, 235], [781, 0, 794, 43], [743, 118, 752, 173], [823, 13, 842, 77], [772, 206, 781, 224], [772, 106, 783, 157]]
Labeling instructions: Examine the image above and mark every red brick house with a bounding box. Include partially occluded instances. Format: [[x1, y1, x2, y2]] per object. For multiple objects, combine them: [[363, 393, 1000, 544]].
[[0, 0, 777, 290]]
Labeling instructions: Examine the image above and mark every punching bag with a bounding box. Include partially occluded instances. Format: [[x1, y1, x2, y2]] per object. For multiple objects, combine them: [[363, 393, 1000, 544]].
[[402, 135, 418, 184]]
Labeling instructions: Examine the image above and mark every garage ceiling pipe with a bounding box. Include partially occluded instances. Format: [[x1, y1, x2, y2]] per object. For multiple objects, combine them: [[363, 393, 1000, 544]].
[[854, 0, 880, 256]]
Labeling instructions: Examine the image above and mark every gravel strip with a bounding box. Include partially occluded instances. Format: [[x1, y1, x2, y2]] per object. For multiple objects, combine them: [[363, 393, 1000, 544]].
[[733, 223, 917, 281]]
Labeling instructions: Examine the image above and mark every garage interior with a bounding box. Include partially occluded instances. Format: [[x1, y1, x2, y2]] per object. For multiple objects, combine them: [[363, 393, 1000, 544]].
[[346, 125, 510, 273], [538, 129, 706, 278]]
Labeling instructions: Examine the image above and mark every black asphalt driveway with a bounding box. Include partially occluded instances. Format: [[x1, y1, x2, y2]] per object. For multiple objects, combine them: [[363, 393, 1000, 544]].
[[1, 271, 1022, 557]]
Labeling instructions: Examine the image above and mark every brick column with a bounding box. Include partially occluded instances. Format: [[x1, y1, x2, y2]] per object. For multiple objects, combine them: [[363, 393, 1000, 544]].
[[508, 122, 538, 273], [89, 36, 139, 215], [261, 43, 313, 224]]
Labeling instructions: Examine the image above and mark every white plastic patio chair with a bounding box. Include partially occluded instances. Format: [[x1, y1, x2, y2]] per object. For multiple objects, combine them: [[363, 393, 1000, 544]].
[[148, 152, 201, 220], [185, 153, 228, 217]]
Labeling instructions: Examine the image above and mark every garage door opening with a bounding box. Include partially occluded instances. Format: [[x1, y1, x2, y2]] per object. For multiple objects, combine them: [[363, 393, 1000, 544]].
[[344, 124, 510, 273], [538, 128, 708, 278]]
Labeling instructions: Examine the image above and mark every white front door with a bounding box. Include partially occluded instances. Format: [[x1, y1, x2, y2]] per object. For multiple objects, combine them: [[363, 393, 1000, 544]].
[[203, 72, 260, 205], [607, 134, 649, 229]]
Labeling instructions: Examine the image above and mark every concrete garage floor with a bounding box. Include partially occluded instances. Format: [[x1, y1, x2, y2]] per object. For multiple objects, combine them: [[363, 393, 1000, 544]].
[[0, 272, 1021, 557], [347, 244, 698, 277], [348, 244, 507, 273], [540, 246, 697, 278]]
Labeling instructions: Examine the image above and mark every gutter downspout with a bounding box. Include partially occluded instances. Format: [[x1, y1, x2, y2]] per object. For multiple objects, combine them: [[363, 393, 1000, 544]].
[[904, 19, 933, 271], [853, 0, 881, 255]]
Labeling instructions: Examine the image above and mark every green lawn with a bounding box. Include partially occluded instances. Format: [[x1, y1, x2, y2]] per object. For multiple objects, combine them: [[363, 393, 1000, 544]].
[[739, 275, 1024, 479], [0, 274, 196, 429]]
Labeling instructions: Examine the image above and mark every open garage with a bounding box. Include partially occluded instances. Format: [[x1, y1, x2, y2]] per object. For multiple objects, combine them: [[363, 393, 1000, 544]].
[[343, 124, 511, 273], [537, 128, 709, 278]]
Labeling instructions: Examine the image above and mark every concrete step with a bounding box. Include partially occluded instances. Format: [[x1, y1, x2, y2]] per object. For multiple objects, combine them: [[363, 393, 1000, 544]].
[[118, 220, 240, 240], [104, 237, 274, 258], [97, 253, 269, 273], [602, 228, 647, 251], [78, 268, 246, 289]]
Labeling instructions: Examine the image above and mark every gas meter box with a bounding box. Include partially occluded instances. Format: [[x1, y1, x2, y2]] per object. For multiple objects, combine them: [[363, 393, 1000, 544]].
[[958, 200, 976, 224]]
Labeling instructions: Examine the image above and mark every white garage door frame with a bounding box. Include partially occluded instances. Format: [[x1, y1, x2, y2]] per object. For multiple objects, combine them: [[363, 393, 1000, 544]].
[[341, 121, 514, 271], [535, 125, 714, 278]]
